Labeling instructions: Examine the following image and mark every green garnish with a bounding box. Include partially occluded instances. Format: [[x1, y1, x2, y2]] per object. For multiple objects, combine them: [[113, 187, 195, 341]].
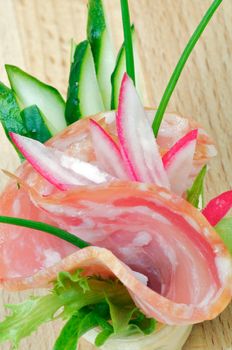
[[215, 217, 232, 255], [0, 216, 90, 249], [187, 165, 207, 209], [152, 0, 223, 137], [0, 270, 156, 349], [66, 40, 90, 124], [65, 40, 105, 124], [0, 82, 27, 161], [70, 38, 77, 64], [111, 25, 137, 109], [87, 0, 116, 110], [21, 105, 52, 143], [5, 64, 66, 135], [53, 311, 85, 350], [87, 0, 106, 72], [0, 82, 26, 137], [54, 303, 113, 350], [120, 0, 135, 84]]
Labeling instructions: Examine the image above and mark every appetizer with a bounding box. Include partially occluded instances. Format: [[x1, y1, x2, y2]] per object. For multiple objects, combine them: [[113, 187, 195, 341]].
[[0, 0, 231, 349]]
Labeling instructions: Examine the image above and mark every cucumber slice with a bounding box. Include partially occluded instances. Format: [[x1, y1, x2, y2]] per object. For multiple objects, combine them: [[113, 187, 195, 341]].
[[111, 26, 145, 109], [5, 65, 66, 135], [0, 82, 27, 160], [0, 82, 26, 137], [111, 43, 126, 110], [87, 0, 115, 110], [65, 40, 105, 124], [70, 38, 77, 64], [21, 105, 52, 143]]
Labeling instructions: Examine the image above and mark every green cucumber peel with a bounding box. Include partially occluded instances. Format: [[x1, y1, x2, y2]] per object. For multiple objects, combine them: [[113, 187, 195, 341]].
[[215, 217, 232, 255], [0, 82, 26, 136], [111, 37, 125, 109], [65, 40, 105, 124], [152, 0, 223, 137], [87, 0, 106, 72], [0, 82, 26, 160], [87, 0, 116, 109], [66, 40, 88, 123], [5, 64, 66, 135], [186, 165, 207, 209], [0, 270, 156, 349], [70, 38, 77, 64], [120, 0, 135, 85], [0, 84, 52, 160], [21, 105, 52, 143]]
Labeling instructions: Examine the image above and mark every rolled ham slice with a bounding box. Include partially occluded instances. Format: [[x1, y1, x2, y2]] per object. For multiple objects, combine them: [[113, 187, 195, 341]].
[[1, 178, 231, 325], [0, 110, 227, 326]]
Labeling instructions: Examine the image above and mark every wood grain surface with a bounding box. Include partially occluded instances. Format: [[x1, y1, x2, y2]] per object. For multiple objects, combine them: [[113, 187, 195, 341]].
[[0, 0, 231, 349]]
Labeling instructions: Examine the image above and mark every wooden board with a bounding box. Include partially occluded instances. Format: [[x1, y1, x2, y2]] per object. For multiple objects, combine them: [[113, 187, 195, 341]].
[[0, 0, 231, 349]]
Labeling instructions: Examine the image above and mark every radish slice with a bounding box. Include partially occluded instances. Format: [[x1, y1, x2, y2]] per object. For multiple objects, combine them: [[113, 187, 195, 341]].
[[10, 133, 113, 190], [202, 190, 232, 226], [116, 73, 170, 188], [162, 129, 198, 196], [89, 119, 131, 180]]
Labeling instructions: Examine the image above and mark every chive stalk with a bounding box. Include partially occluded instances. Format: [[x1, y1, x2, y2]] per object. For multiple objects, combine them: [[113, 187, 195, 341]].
[[152, 0, 223, 137], [120, 0, 135, 84], [0, 216, 90, 249]]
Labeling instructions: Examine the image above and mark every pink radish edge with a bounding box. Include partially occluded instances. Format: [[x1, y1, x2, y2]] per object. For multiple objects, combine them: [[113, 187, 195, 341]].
[[10, 132, 68, 191], [202, 190, 232, 226], [162, 129, 198, 168], [89, 119, 122, 157], [116, 73, 139, 181], [89, 118, 131, 179]]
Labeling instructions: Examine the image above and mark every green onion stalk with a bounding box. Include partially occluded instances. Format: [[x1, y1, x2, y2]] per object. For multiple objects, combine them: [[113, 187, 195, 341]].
[[0, 216, 90, 249], [120, 0, 136, 85], [152, 0, 223, 137]]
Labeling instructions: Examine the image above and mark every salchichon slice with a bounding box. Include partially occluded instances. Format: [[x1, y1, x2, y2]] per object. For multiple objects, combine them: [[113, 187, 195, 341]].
[[0, 110, 231, 326]]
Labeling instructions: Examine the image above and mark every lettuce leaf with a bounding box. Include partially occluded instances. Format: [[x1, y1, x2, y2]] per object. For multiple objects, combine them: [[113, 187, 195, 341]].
[[0, 294, 62, 349], [0, 270, 156, 349], [215, 217, 232, 255]]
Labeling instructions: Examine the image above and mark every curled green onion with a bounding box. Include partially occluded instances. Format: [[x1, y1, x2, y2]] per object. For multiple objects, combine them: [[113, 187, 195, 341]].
[[0, 216, 90, 249]]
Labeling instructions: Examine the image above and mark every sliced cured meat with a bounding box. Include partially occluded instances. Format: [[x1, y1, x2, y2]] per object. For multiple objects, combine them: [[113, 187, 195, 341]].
[[1, 180, 231, 325], [0, 109, 222, 326], [0, 185, 76, 279]]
